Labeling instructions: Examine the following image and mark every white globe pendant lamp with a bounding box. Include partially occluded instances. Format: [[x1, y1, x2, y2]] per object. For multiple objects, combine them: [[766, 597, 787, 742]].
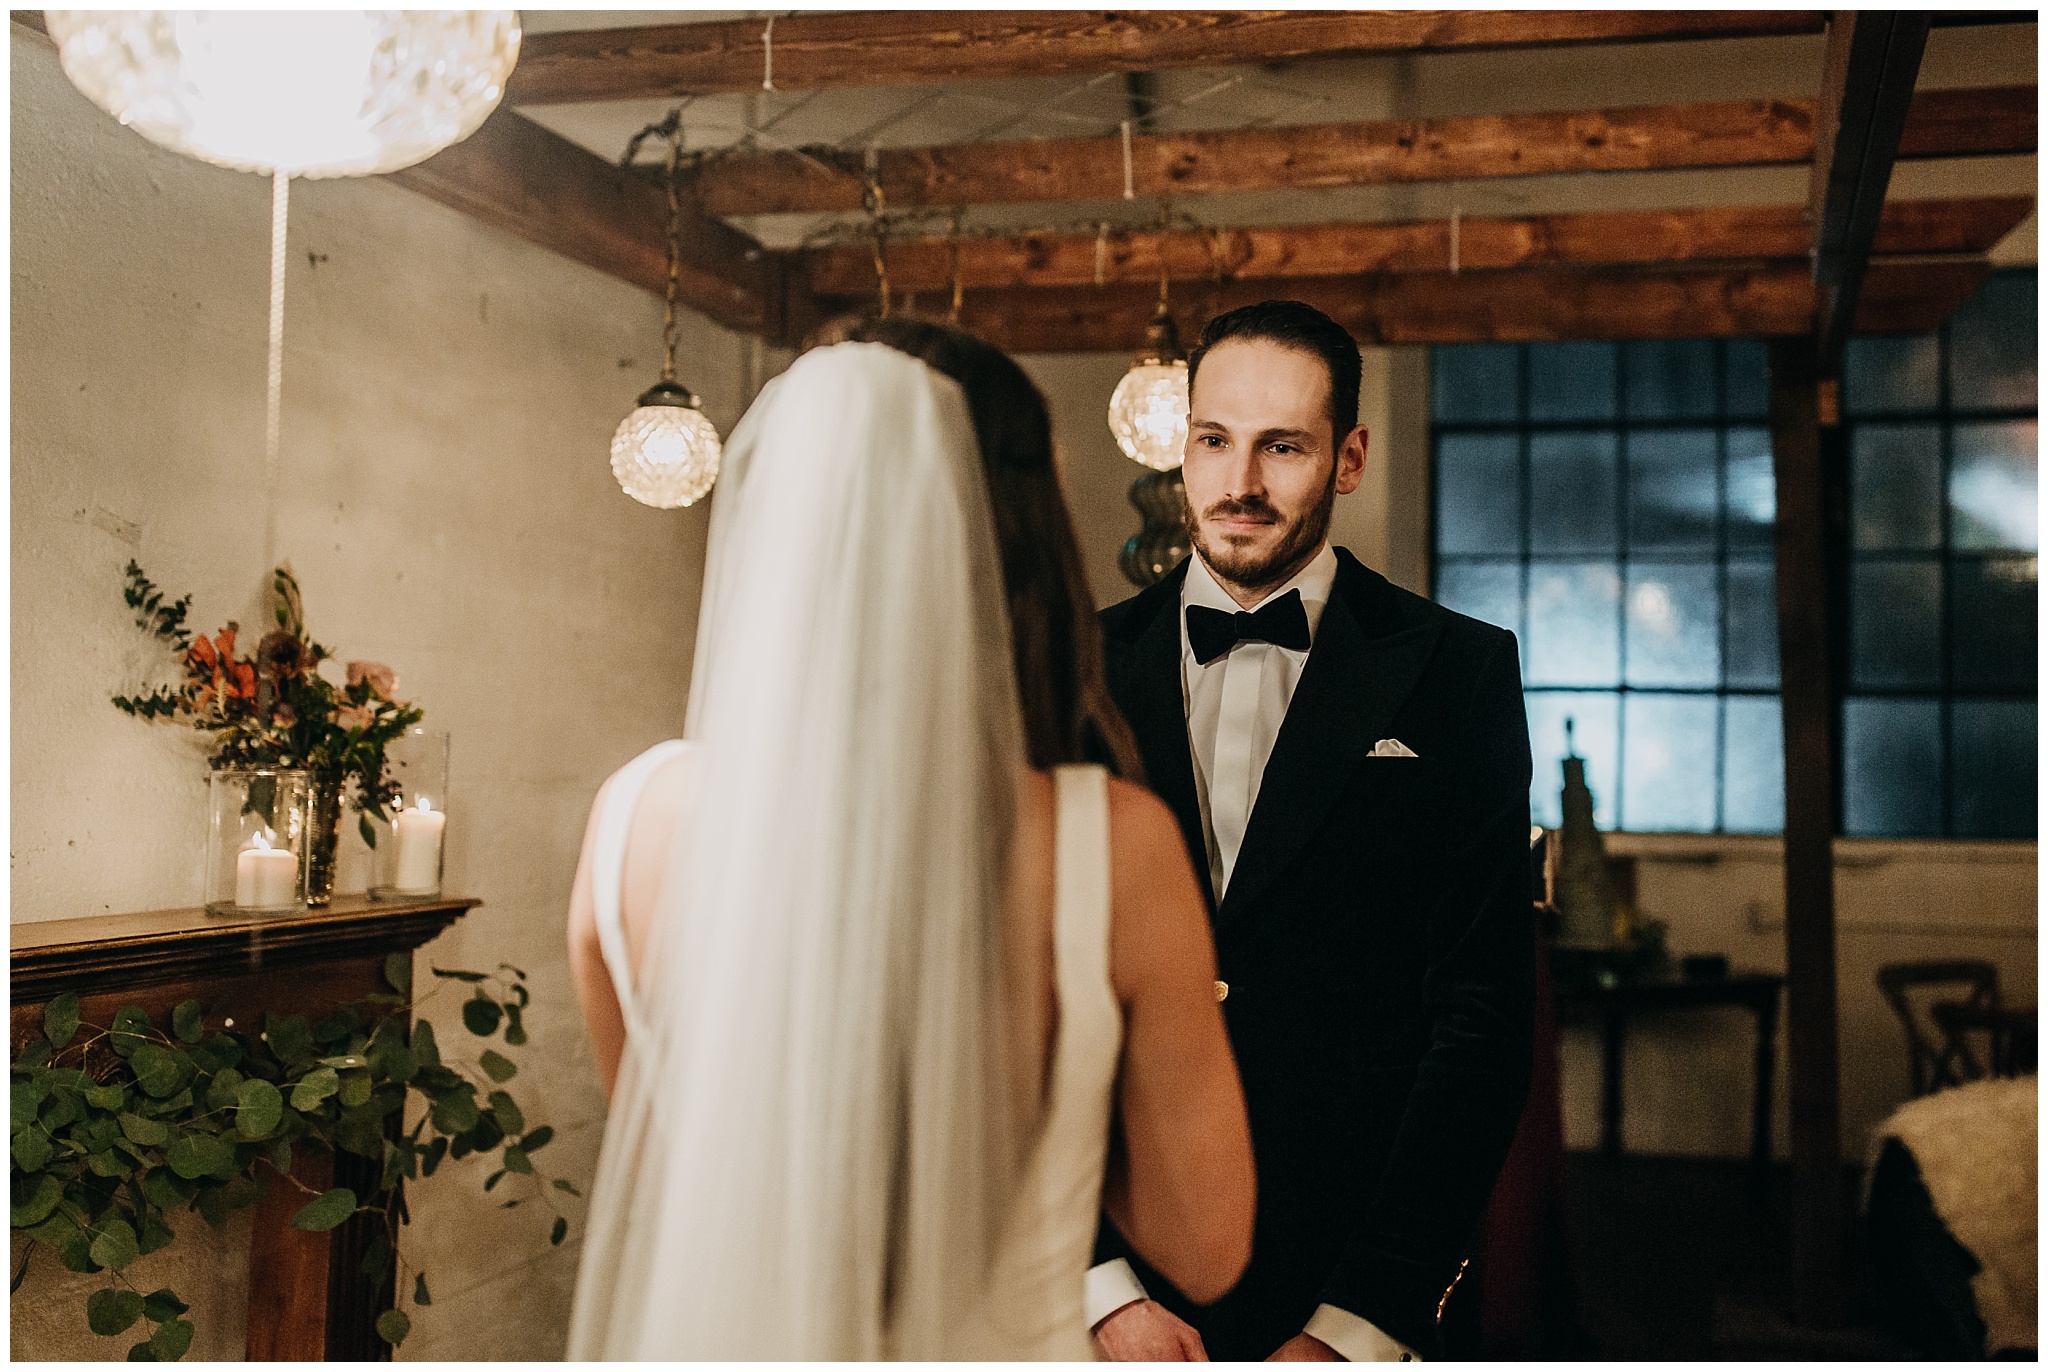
[[1106, 247, 1189, 471], [610, 110, 721, 509]]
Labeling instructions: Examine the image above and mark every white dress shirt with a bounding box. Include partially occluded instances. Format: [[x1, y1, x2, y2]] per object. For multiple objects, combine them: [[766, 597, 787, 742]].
[[1085, 544, 1419, 1362]]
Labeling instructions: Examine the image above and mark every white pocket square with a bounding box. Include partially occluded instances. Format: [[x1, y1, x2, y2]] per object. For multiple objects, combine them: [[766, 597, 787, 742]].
[[1369, 738, 1419, 758]]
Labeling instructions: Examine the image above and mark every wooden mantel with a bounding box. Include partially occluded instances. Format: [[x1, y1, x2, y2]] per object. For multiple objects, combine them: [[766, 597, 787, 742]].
[[10, 896, 482, 1363]]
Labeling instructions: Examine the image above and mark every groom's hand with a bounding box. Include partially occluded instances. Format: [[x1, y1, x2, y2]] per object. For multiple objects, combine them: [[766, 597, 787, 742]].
[[1268, 1333, 1344, 1361], [1093, 1300, 1209, 1361]]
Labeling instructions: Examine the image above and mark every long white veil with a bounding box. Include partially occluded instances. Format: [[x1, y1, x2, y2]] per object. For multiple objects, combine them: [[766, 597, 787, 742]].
[[567, 342, 1030, 1359]]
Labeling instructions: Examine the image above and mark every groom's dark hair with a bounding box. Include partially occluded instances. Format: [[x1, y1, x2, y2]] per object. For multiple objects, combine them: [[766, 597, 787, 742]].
[[1188, 300, 1363, 450], [813, 315, 1146, 784]]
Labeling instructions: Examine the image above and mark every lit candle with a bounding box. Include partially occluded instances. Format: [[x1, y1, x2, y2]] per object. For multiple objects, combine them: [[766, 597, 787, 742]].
[[235, 830, 298, 908], [393, 798, 446, 894]]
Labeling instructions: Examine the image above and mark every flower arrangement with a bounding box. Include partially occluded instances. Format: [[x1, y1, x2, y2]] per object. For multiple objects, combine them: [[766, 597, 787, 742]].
[[112, 563, 422, 844]]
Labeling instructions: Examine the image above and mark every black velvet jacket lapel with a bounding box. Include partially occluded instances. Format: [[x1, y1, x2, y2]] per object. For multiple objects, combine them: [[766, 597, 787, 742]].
[[1218, 550, 1442, 924]]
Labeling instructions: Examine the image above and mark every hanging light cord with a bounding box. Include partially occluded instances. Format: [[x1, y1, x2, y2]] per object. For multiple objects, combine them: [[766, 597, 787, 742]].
[[262, 169, 289, 572], [864, 164, 891, 318], [661, 120, 684, 384]]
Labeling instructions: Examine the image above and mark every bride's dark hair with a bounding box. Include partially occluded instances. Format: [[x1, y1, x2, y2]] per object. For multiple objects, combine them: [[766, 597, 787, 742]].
[[817, 316, 1144, 782]]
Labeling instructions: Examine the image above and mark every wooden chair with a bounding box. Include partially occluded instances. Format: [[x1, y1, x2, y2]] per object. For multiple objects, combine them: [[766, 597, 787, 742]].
[[1876, 960, 2001, 1097]]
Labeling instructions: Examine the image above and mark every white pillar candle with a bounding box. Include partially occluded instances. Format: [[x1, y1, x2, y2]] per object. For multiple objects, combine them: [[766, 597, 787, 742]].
[[235, 833, 298, 908], [393, 799, 446, 894]]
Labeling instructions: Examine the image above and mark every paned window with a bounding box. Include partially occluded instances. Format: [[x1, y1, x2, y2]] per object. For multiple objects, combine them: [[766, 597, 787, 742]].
[[1430, 339, 1780, 832], [1842, 269, 2036, 838]]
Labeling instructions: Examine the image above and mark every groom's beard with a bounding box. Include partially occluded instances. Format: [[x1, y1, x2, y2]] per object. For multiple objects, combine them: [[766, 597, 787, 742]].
[[1182, 474, 1335, 600]]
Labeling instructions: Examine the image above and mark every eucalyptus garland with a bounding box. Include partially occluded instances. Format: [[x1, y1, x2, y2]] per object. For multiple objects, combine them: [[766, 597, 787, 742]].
[[9, 956, 576, 1358]]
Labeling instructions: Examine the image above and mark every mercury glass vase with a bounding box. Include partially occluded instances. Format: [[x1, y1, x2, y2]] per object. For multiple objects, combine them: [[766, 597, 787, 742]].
[[1119, 469, 1192, 588]]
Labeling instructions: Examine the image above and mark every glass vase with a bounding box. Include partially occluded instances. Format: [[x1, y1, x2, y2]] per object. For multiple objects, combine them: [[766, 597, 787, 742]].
[[204, 767, 313, 916], [305, 776, 345, 908], [368, 728, 451, 900]]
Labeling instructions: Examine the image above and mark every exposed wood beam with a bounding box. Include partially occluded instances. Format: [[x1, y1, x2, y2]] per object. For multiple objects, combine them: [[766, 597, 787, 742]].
[[692, 84, 2033, 217], [1810, 12, 1934, 367], [820, 259, 1987, 353], [383, 108, 775, 338], [1767, 337, 1850, 1327], [801, 197, 2030, 295], [507, 10, 1827, 105]]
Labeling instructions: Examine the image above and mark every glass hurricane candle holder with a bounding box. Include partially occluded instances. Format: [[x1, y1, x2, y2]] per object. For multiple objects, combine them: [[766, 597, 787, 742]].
[[204, 767, 313, 916], [369, 728, 451, 900]]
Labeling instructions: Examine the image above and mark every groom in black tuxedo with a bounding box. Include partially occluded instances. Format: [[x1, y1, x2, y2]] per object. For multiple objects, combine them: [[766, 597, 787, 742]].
[[1089, 301, 1534, 1362]]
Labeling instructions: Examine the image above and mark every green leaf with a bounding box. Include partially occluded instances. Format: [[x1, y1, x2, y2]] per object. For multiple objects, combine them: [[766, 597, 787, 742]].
[[419, 1136, 448, 1178], [128, 1045, 183, 1099], [461, 996, 502, 1037], [375, 1309, 411, 1346], [337, 1069, 373, 1109], [268, 1137, 292, 1175], [519, 1125, 554, 1154], [141, 1289, 189, 1323], [43, 994, 81, 1051], [430, 1090, 479, 1135], [109, 1007, 152, 1057], [126, 1339, 155, 1360], [16, 1039, 52, 1071], [487, 1091, 524, 1136], [413, 1272, 432, 1307], [13, 1126, 54, 1173], [550, 1216, 568, 1246], [165, 1133, 235, 1181], [149, 1317, 193, 1362], [503, 1004, 527, 1047], [410, 1020, 440, 1069], [501, 1145, 532, 1175], [170, 1001, 203, 1046], [382, 952, 412, 996], [552, 1178, 582, 1198], [288, 1067, 340, 1111], [11, 1079, 46, 1130], [264, 1015, 314, 1067], [118, 1113, 169, 1147], [203, 1068, 243, 1113], [235, 1078, 283, 1139], [288, 1187, 357, 1232], [136, 1212, 175, 1256], [88, 1148, 127, 1177], [88, 1287, 146, 1335], [84, 1083, 127, 1111], [89, 1218, 141, 1271], [140, 1169, 191, 1210], [479, 1050, 516, 1083], [380, 1044, 418, 1084], [11, 1172, 63, 1226], [360, 812, 379, 850], [483, 1169, 506, 1192]]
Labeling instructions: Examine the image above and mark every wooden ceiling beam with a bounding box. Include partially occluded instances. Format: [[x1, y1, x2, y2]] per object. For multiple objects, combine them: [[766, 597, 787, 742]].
[[800, 197, 2031, 295], [692, 84, 2033, 218], [506, 10, 1827, 106], [1810, 12, 1934, 367], [383, 108, 777, 338], [827, 260, 1990, 352]]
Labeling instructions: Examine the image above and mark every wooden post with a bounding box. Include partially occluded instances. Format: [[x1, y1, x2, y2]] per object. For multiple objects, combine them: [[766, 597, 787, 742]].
[[1768, 337, 1847, 1323]]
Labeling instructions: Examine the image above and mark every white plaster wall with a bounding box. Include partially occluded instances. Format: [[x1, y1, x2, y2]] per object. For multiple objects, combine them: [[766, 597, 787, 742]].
[[10, 26, 754, 1360]]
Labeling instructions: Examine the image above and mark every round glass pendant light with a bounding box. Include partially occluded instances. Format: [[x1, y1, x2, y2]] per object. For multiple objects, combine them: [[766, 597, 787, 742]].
[[611, 110, 721, 509], [44, 11, 521, 178], [611, 381, 722, 509], [1108, 303, 1189, 471]]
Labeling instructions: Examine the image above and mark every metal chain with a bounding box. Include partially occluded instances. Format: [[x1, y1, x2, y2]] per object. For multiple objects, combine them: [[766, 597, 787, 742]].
[[662, 121, 682, 382]]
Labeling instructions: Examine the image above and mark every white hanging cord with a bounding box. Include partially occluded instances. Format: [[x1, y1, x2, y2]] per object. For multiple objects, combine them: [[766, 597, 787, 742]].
[[1094, 221, 1108, 287], [1120, 119, 1135, 200], [262, 169, 289, 573], [1450, 204, 1461, 275], [761, 14, 776, 92]]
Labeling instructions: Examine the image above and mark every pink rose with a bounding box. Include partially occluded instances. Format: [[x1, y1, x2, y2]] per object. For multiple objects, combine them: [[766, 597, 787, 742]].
[[335, 704, 374, 733], [346, 661, 398, 701]]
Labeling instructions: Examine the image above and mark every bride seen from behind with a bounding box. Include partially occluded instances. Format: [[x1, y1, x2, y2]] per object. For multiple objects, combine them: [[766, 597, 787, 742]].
[[563, 320, 1254, 1359]]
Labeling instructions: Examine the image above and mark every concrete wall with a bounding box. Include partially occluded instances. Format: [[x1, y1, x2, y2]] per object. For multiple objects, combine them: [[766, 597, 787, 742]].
[[10, 26, 758, 1360]]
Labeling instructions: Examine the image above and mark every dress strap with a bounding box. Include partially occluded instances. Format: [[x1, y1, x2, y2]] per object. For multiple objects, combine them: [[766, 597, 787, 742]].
[[1051, 764, 1114, 1025], [590, 740, 692, 1030]]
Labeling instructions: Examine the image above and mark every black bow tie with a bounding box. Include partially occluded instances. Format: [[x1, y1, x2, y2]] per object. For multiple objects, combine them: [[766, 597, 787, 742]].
[[1186, 590, 1312, 665]]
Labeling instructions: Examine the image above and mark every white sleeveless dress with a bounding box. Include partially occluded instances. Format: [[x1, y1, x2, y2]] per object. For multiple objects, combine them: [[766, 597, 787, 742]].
[[590, 744, 1123, 1360]]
